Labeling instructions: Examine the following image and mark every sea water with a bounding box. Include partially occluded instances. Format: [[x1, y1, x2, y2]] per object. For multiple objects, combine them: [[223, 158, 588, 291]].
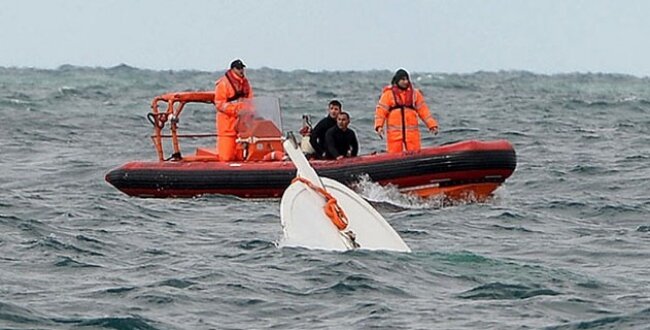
[[1, 66, 649, 329]]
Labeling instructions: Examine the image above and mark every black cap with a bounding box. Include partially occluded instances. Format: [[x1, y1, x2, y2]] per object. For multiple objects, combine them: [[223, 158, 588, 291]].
[[391, 69, 410, 85], [230, 59, 246, 69]]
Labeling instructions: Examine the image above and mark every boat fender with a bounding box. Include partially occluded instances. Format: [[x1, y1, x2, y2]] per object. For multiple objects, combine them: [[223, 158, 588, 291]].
[[300, 136, 315, 154]]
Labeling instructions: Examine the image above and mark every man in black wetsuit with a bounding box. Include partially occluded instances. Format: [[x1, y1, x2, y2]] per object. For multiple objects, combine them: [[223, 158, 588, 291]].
[[309, 100, 341, 159], [324, 112, 359, 160]]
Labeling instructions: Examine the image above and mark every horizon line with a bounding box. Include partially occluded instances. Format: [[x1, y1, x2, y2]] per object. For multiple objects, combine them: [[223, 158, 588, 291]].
[[1, 63, 648, 79]]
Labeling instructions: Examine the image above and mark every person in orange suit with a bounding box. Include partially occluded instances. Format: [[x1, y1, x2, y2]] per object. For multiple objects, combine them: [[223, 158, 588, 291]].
[[374, 69, 438, 153], [214, 59, 253, 161]]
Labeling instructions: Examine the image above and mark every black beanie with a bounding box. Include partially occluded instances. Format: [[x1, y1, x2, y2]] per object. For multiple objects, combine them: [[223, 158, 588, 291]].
[[391, 69, 410, 85]]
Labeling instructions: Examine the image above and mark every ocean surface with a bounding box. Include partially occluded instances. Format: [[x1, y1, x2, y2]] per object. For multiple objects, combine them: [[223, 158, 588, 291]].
[[1, 66, 649, 330]]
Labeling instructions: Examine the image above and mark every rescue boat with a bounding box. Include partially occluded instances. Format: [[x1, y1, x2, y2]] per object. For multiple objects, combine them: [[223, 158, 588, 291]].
[[105, 92, 516, 199]]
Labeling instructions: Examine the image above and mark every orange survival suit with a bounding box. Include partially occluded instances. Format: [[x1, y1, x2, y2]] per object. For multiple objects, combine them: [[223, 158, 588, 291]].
[[374, 71, 438, 153], [214, 69, 253, 161]]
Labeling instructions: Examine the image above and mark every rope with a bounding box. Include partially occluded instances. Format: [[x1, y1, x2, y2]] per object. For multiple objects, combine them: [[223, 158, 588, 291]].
[[292, 177, 349, 231]]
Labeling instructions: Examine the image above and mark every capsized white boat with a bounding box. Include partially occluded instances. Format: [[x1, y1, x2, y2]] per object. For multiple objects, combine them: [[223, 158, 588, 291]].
[[279, 136, 411, 252]]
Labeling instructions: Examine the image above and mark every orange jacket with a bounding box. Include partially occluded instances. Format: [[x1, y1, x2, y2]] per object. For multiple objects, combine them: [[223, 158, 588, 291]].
[[375, 85, 438, 152], [214, 70, 253, 136]]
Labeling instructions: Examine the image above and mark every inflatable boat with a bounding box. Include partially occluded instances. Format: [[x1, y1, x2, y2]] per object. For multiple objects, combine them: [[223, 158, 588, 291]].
[[105, 92, 516, 199]]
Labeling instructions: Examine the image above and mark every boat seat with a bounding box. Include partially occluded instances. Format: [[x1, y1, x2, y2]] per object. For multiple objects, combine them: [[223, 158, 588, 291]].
[[238, 119, 283, 161], [183, 119, 283, 162]]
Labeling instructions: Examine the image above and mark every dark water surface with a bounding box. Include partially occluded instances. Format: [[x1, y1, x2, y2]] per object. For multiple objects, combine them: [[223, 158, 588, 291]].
[[1, 66, 649, 329]]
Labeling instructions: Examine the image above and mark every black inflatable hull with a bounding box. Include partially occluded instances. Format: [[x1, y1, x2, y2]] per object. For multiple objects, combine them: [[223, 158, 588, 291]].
[[106, 140, 516, 199]]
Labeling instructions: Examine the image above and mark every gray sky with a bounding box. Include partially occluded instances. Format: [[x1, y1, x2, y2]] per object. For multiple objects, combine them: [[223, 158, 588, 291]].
[[2, 0, 649, 76]]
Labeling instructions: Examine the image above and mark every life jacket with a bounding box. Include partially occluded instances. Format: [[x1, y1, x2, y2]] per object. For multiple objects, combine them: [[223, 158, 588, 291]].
[[223, 69, 251, 102], [375, 83, 437, 153], [387, 85, 415, 111], [383, 84, 414, 150]]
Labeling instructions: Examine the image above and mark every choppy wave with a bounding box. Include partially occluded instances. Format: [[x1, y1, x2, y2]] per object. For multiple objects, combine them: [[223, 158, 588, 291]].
[[1, 66, 649, 329]]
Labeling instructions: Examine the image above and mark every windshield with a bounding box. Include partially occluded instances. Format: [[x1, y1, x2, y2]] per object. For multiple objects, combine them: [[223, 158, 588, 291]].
[[238, 96, 283, 134]]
